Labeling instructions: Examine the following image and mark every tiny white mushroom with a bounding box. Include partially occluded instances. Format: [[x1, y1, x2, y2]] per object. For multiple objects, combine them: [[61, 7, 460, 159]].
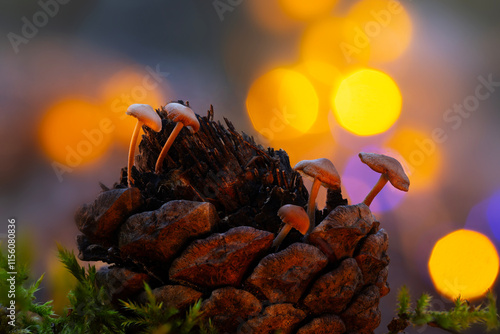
[[294, 158, 341, 235], [359, 152, 410, 207], [155, 102, 200, 174], [273, 204, 309, 249], [126, 104, 162, 187]]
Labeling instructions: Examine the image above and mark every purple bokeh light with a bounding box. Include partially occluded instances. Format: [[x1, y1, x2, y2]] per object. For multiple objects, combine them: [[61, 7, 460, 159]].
[[463, 195, 500, 250], [486, 190, 500, 242]]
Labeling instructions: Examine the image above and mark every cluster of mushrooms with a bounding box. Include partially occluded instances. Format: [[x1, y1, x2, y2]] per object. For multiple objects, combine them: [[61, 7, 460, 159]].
[[126, 102, 200, 187], [275, 154, 409, 249], [126, 102, 410, 250]]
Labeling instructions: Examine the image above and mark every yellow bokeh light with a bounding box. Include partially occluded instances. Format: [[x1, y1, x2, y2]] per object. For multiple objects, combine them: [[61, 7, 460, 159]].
[[292, 61, 342, 135], [429, 230, 499, 300], [39, 98, 112, 166], [386, 127, 441, 191], [332, 69, 402, 136], [300, 60, 343, 88], [347, 0, 413, 63], [246, 68, 319, 141], [100, 67, 168, 147], [278, 0, 339, 21], [301, 17, 371, 71]]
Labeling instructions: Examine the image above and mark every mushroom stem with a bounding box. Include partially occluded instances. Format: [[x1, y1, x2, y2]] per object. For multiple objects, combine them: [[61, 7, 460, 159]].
[[155, 122, 184, 174], [127, 120, 144, 187], [306, 177, 322, 235], [272, 224, 293, 249], [363, 174, 389, 207]]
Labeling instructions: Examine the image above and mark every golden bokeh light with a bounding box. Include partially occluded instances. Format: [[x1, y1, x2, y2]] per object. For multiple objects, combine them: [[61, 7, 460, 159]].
[[386, 127, 441, 191], [347, 0, 413, 63], [301, 17, 371, 71], [39, 98, 112, 166], [246, 0, 299, 34], [300, 60, 343, 88], [332, 69, 402, 136], [278, 0, 339, 21], [292, 61, 343, 135], [270, 131, 337, 168], [246, 68, 319, 141], [100, 67, 168, 147], [429, 230, 499, 300]]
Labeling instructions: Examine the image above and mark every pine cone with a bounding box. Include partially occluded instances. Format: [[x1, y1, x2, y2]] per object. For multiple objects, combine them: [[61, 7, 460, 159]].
[[74, 108, 390, 333]]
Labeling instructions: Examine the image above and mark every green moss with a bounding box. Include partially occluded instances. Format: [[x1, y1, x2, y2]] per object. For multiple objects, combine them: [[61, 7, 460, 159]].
[[121, 283, 217, 334], [388, 286, 500, 333], [0, 246, 217, 334]]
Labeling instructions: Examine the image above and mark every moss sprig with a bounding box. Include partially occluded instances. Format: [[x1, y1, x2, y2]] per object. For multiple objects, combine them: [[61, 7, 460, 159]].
[[121, 282, 217, 334], [387, 286, 500, 334]]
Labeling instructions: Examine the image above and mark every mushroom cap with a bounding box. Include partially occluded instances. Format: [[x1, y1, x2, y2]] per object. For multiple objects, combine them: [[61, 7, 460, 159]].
[[126, 104, 162, 132], [293, 158, 341, 190], [277, 204, 310, 235], [358, 152, 410, 191], [164, 102, 200, 132]]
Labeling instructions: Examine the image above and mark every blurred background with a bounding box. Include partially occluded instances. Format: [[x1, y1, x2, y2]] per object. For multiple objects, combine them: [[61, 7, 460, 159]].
[[0, 0, 499, 332]]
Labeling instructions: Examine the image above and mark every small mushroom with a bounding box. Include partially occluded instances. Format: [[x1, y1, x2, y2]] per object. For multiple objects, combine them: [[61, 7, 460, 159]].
[[359, 152, 410, 206], [294, 158, 341, 235], [155, 102, 200, 174], [126, 104, 162, 187], [272, 204, 309, 249]]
